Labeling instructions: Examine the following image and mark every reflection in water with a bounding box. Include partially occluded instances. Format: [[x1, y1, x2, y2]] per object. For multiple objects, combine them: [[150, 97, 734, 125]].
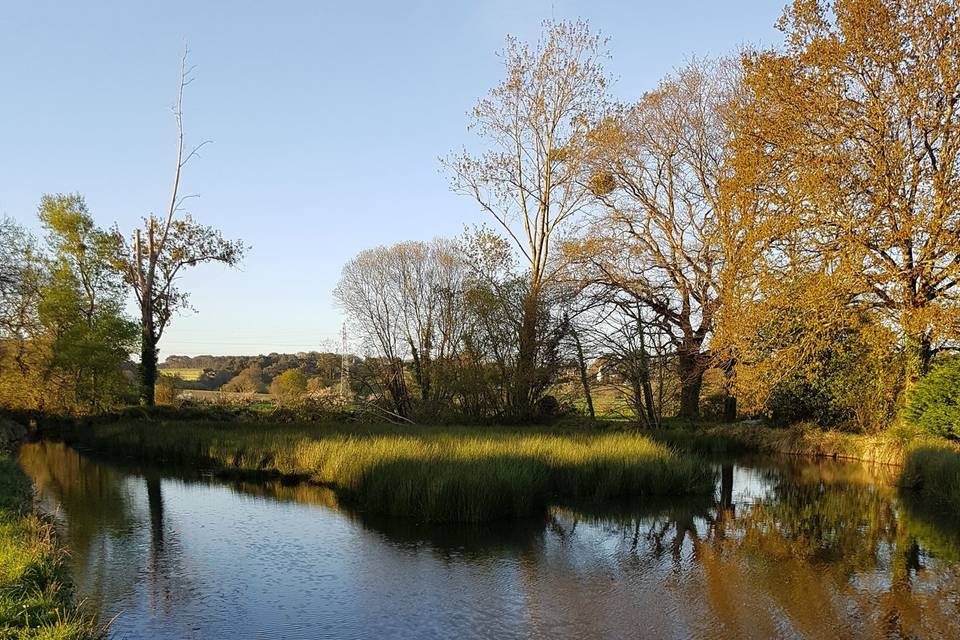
[[18, 442, 960, 640]]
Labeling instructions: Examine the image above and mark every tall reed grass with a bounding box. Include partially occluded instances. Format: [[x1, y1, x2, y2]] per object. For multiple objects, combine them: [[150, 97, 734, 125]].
[[64, 422, 715, 522]]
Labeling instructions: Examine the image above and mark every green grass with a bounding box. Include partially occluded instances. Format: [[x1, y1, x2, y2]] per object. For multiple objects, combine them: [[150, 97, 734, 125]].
[[62, 421, 716, 522], [0, 455, 99, 639]]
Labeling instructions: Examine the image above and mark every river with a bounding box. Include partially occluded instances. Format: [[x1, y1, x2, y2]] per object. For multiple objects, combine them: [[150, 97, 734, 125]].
[[17, 441, 960, 639]]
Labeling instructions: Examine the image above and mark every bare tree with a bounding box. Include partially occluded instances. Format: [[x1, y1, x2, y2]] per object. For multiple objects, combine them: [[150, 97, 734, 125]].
[[334, 239, 467, 419], [113, 50, 245, 405], [446, 20, 610, 420], [581, 58, 740, 418]]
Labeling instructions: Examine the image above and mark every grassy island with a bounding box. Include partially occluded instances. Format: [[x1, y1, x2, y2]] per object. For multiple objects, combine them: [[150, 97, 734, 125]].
[[61, 421, 716, 522]]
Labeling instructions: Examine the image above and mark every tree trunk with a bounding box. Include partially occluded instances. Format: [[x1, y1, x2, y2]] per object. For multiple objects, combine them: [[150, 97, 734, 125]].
[[387, 358, 410, 418], [677, 346, 704, 420], [512, 289, 540, 420], [571, 327, 594, 419], [904, 331, 933, 387], [722, 360, 737, 422], [723, 394, 737, 423], [139, 311, 158, 406], [639, 334, 657, 427]]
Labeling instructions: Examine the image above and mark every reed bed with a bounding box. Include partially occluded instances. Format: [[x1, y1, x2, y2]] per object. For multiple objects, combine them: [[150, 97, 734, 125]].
[[64, 422, 715, 522]]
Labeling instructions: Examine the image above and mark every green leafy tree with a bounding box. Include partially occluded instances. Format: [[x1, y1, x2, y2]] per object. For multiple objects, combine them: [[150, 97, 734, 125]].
[[37, 194, 138, 411], [0, 217, 46, 409], [903, 359, 960, 440]]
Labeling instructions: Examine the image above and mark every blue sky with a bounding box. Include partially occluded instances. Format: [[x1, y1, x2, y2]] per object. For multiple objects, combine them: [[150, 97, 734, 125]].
[[0, 1, 784, 357]]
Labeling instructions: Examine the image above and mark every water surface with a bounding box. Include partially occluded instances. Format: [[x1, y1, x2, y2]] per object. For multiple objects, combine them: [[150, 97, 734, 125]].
[[18, 442, 960, 639]]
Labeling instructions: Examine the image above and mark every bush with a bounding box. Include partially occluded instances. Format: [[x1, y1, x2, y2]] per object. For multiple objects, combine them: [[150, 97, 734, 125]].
[[902, 359, 960, 439], [155, 374, 179, 406], [767, 374, 849, 427]]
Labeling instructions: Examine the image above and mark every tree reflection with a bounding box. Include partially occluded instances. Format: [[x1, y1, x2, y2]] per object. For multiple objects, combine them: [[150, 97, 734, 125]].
[[691, 459, 960, 639], [18, 442, 193, 622]]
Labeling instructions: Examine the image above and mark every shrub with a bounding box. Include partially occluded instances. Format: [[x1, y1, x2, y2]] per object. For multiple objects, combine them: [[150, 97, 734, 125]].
[[154, 374, 179, 406], [902, 359, 960, 439]]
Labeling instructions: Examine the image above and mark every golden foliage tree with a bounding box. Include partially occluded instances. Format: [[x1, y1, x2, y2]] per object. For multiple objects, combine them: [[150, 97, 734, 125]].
[[726, 0, 960, 385]]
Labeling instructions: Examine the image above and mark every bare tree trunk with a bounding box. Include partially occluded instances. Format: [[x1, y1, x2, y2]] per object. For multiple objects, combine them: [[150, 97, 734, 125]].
[[723, 394, 737, 423], [386, 358, 411, 419], [638, 332, 657, 427], [628, 346, 658, 427], [571, 327, 594, 419], [140, 304, 157, 406], [677, 344, 704, 420]]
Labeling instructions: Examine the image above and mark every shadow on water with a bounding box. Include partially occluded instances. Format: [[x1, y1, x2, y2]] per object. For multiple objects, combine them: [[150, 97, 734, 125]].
[[17, 441, 960, 640]]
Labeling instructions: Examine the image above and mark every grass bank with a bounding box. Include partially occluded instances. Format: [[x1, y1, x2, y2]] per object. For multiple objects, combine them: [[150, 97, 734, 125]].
[[61, 421, 715, 522], [0, 454, 99, 639], [650, 422, 960, 514]]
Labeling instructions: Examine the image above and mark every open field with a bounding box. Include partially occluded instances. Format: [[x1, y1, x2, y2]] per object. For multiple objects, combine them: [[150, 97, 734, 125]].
[[177, 389, 273, 403], [0, 454, 99, 639], [61, 421, 715, 522], [158, 368, 205, 381]]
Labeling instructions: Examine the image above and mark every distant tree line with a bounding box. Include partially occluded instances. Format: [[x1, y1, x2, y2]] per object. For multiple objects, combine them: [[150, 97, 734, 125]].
[[160, 352, 354, 394]]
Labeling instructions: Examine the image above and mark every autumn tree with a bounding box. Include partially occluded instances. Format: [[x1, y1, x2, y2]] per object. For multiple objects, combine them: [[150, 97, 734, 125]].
[[270, 368, 307, 402], [112, 51, 245, 405], [577, 59, 741, 418], [728, 0, 960, 385], [223, 363, 267, 393], [447, 20, 610, 420]]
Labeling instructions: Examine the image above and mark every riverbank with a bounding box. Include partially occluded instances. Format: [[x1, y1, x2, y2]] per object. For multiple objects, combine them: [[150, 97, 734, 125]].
[[0, 452, 99, 639], [59, 420, 715, 522], [649, 422, 960, 513]]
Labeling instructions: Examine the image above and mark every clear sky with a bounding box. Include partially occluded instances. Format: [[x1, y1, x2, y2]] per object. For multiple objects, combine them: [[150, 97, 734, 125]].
[[0, 1, 785, 357]]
